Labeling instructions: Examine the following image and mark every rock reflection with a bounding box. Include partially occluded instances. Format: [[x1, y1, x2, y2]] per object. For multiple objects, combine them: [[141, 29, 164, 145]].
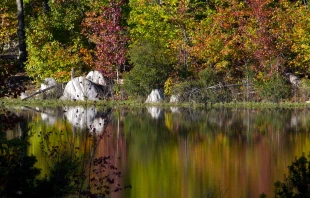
[[41, 113, 57, 125], [147, 106, 163, 119], [64, 106, 111, 134], [170, 107, 180, 114], [20, 105, 111, 135], [22, 106, 58, 125]]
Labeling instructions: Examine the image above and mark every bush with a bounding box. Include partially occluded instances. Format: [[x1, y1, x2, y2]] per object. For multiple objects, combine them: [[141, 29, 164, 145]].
[[198, 67, 219, 87], [275, 153, 310, 198], [171, 68, 232, 103], [123, 65, 165, 98], [164, 77, 173, 98], [255, 75, 291, 102], [299, 78, 310, 100], [124, 38, 174, 98], [173, 80, 205, 103]]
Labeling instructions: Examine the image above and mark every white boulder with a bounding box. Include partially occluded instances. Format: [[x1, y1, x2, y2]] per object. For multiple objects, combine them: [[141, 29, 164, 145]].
[[285, 73, 300, 87], [40, 78, 57, 90], [61, 76, 105, 101], [86, 70, 107, 86], [170, 95, 179, 103], [20, 92, 28, 100], [40, 78, 62, 99], [145, 89, 164, 103]]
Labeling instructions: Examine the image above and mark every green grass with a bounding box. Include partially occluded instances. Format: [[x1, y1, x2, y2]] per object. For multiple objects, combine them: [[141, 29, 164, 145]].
[[2, 97, 310, 109]]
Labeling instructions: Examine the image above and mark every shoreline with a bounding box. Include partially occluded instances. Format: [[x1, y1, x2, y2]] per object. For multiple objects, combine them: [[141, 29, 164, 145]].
[[2, 98, 310, 109]]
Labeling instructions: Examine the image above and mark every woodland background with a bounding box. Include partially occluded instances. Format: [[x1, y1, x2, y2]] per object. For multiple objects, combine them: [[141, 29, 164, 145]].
[[1, 0, 310, 102]]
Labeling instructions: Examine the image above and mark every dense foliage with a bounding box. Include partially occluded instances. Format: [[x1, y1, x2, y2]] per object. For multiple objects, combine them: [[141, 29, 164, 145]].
[[1, 0, 310, 100], [25, 0, 89, 82], [275, 152, 310, 197], [82, 0, 128, 79]]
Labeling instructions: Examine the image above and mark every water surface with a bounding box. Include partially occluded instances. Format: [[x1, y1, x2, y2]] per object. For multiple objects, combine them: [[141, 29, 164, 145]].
[[8, 106, 310, 198]]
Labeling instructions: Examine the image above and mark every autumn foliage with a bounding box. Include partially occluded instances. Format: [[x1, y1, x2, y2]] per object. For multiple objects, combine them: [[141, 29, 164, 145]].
[[1, 0, 310, 100], [82, 0, 128, 78]]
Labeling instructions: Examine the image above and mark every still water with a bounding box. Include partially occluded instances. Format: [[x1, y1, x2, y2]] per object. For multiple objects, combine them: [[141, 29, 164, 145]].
[[7, 105, 310, 198]]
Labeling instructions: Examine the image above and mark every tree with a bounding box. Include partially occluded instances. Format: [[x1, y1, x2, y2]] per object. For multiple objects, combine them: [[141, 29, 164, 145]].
[[16, 0, 27, 68], [124, 38, 174, 97], [0, 0, 17, 55], [275, 153, 310, 197], [123, 0, 179, 96], [82, 0, 128, 80], [190, 0, 310, 83], [25, 0, 90, 82], [276, 1, 310, 76]]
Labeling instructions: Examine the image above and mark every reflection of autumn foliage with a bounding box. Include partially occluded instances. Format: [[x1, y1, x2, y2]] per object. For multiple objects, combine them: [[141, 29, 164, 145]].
[[82, 131, 132, 197], [0, 108, 42, 197], [121, 108, 310, 197], [24, 108, 131, 197], [0, 108, 23, 131], [86, 117, 131, 198]]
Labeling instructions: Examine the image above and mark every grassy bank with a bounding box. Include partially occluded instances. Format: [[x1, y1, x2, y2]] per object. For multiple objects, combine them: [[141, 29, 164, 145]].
[[2, 98, 310, 109]]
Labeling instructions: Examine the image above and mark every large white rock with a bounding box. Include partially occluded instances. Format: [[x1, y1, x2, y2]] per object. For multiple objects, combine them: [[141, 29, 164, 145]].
[[285, 72, 300, 87], [40, 78, 63, 99], [20, 92, 28, 100], [61, 76, 105, 101], [40, 78, 57, 90], [170, 95, 179, 103], [145, 89, 164, 103], [86, 70, 107, 86]]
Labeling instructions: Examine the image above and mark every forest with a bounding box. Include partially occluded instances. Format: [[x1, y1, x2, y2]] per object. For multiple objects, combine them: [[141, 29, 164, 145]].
[[0, 0, 310, 102]]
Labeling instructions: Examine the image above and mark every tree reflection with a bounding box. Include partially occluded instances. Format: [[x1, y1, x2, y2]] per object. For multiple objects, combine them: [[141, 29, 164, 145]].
[[0, 106, 131, 197], [0, 107, 40, 197]]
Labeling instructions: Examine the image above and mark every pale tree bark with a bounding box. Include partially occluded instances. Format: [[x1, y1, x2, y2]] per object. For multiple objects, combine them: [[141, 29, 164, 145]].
[[16, 0, 27, 67]]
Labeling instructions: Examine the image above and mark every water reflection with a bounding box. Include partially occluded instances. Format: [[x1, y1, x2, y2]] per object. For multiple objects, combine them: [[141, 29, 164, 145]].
[[3, 105, 129, 197], [5, 106, 310, 197], [170, 107, 180, 114], [64, 106, 111, 134], [147, 106, 163, 119], [22, 106, 59, 125]]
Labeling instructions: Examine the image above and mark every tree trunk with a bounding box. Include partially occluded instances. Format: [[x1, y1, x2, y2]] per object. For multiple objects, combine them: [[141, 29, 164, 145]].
[[71, 67, 75, 79], [43, 0, 50, 13], [16, 0, 27, 68]]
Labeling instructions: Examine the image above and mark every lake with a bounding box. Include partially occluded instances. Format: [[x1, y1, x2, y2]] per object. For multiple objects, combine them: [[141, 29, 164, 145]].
[[6, 105, 310, 197]]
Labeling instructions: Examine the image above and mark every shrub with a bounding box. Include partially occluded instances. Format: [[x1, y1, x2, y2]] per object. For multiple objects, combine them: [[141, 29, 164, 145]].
[[171, 68, 232, 103], [173, 80, 205, 103], [124, 38, 173, 98], [198, 67, 219, 87], [123, 65, 163, 98], [299, 78, 310, 101], [164, 77, 173, 98], [255, 75, 291, 102], [274, 153, 310, 198]]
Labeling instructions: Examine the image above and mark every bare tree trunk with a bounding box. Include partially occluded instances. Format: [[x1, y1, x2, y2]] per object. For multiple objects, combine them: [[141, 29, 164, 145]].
[[71, 67, 75, 79], [16, 0, 27, 67]]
